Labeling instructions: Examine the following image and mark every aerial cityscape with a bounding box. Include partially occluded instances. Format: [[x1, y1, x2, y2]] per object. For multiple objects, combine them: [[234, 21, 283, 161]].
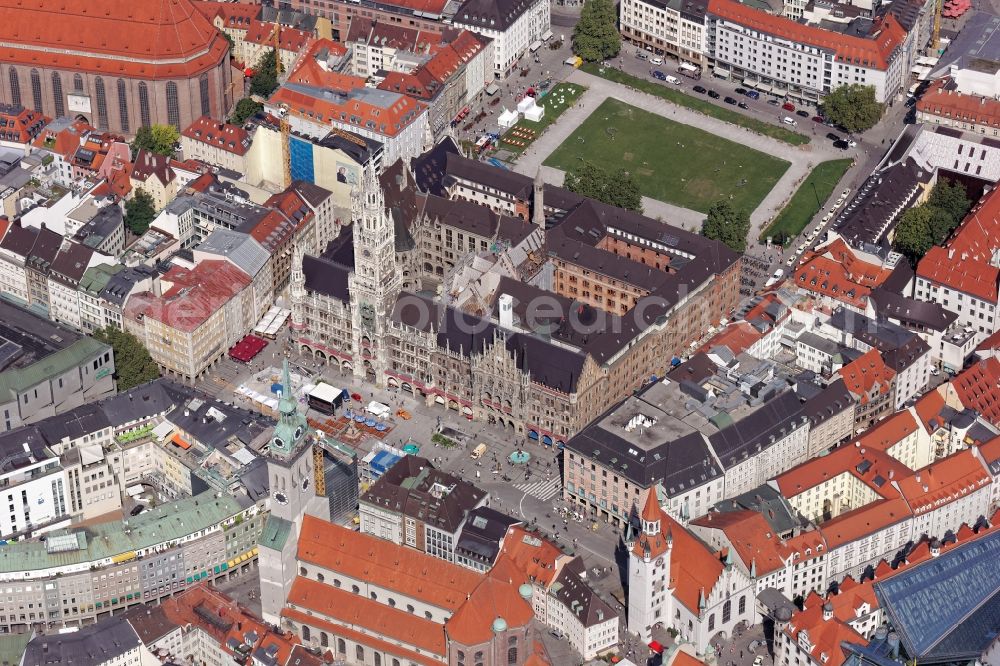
[[0, 0, 995, 664]]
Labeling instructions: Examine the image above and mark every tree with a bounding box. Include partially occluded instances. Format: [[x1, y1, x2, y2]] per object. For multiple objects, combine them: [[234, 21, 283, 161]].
[[926, 179, 971, 228], [230, 98, 263, 125], [564, 161, 643, 212], [131, 124, 179, 157], [892, 205, 934, 263], [821, 84, 884, 133], [249, 49, 279, 98], [124, 189, 156, 236], [701, 200, 750, 253], [572, 0, 620, 62], [92, 327, 160, 391], [223, 32, 235, 57]]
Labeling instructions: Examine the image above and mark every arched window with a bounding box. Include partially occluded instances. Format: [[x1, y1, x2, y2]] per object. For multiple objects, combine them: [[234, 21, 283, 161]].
[[94, 77, 108, 129], [138, 82, 151, 127], [351, 584, 360, 594], [317, 573, 324, 583], [507, 647, 517, 665], [722, 599, 732, 623], [301, 625, 310, 642], [73, 74, 83, 92], [337, 638, 346, 654], [8, 68, 20, 107], [739, 595, 746, 615], [299, 566, 307, 576], [374, 655, 382, 666], [708, 614, 715, 631], [165, 81, 180, 129], [356, 646, 364, 661], [319, 632, 328, 647], [199, 73, 210, 117], [117, 79, 129, 133], [29, 69, 42, 113], [51, 73, 64, 118]]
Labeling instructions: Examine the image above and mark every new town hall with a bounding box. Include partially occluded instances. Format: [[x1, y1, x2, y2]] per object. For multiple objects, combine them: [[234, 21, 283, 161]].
[[289, 140, 742, 445]]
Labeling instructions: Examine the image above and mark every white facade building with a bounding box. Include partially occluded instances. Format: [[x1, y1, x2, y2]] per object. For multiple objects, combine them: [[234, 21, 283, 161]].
[[453, 0, 551, 78]]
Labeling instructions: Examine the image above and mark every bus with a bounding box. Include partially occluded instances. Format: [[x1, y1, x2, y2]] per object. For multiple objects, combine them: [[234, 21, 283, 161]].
[[471, 443, 487, 459]]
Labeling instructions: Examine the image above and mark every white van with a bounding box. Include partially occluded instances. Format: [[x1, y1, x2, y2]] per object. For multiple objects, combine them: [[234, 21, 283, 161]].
[[651, 56, 663, 65], [665, 75, 681, 84], [782, 116, 797, 125]]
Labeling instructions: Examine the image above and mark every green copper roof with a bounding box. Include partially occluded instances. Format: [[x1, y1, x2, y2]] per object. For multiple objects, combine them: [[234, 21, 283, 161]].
[[0, 491, 245, 575], [259, 515, 293, 552]]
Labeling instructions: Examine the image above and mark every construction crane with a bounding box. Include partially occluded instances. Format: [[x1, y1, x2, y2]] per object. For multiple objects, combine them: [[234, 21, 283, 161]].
[[328, 126, 369, 149], [313, 444, 326, 497], [271, 22, 285, 75], [932, 0, 943, 53], [278, 104, 291, 189]]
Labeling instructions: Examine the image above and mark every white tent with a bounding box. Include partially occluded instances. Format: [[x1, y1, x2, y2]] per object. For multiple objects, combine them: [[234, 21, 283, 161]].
[[516, 97, 535, 114], [524, 103, 544, 122], [498, 108, 519, 128]]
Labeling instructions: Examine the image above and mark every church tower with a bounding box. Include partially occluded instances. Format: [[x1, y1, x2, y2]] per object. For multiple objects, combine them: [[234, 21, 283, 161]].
[[258, 360, 330, 625], [532, 168, 545, 227], [348, 164, 401, 385], [627, 488, 673, 642], [289, 240, 306, 333]]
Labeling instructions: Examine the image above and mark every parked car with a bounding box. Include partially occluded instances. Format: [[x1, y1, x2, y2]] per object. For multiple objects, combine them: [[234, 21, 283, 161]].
[[846, 138, 858, 148], [753, 656, 765, 666], [652, 70, 667, 80], [746, 90, 760, 99], [782, 102, 796, 111], [767, 98, 780, 105], [635, 50, 649, 60], [833, 139, 849, 149], [724, 96, 738, 105], [693, 85, 707, 94], [796, 109, 810, 118], [782, 116, 797, 125], [735, 87, 748, 95], [738, 101, 750, 109], [708, 90, 721, 99], [826, 132, 841, 142], [812, 115, 824, 123], [652, 56, 664, 65]]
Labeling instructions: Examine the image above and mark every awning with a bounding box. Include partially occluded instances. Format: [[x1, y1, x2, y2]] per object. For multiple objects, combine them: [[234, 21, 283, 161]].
[[541, 29, 553, 40], [171, 433, 191, 450], [529, 40, 542, 52], [742, 78, 758, 88], [112, 551, 136, 564], [649, 641, 665, 654], [757, 83, 773, 93], [485, 83, 500, 95], [713, 67, 731, 76]]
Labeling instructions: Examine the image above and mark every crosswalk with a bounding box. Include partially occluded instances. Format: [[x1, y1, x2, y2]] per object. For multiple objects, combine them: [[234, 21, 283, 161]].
[[515, 477, 562, 501]]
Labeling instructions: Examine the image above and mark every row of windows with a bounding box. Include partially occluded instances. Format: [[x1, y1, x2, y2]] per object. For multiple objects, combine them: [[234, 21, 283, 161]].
[[4, 69, 209, 131]]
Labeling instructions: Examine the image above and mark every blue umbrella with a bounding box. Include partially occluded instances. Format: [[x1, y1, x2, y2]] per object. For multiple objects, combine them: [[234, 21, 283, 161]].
[[364, 418, 377, 427], [354, 414, 366, 422], [344, 410, 354, 419], [375, 423, 388, 432]]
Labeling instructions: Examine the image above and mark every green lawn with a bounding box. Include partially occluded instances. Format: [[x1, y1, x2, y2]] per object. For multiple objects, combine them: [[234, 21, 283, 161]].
[[498, 82, 587, 155], [544, 97, 790, 214], [580, 63, 811, 147], [759, 158, 853, 244]]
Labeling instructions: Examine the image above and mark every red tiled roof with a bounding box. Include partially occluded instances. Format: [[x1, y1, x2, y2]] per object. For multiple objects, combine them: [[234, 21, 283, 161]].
[[775, 437, 908, 500], [820, 497, 912, 549], [0, 105, 48, 144], [131, 149, 176, 186], [285, 39, 353, 90], [699, 322, 762, 356], [708, 0, 905, 70], [838, 349, 895, 405], [182, 116, 252, 156], [917, 245, 999, 302], [917, 78, 1000, 130], [896, 448, 991, 515], [297, 515, 483, 612], [191, 0, 260, 27], [445, 560, 535, 645], [943, 186, 1000, 263], [795, 239, 894, 309], [855, 409, 918, 452], [635, 502, 725, 614], [244, 20, 313, 52], [286, 576, 447, 656], [977, 328, 1000, 352], [125, 260, 251, 332], [0, 0, 228, 79], [950, 357, 1000, 427], [784, 598, 867, 666], [691, 510, 792, 577], [498, 525, 564, 587], [269, 85, 427, 139], [912, 389, 947, 433]]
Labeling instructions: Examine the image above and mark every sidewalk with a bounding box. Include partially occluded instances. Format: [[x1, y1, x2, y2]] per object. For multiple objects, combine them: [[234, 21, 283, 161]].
[[512, 68, 847, 236]]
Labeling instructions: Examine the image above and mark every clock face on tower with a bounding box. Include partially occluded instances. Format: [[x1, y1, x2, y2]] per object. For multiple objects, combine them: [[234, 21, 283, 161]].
[[655, 557, 665, 567]]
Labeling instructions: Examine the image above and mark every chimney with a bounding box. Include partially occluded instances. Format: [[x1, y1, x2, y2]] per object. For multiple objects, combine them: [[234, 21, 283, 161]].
[[152, 277, 162, 298]]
